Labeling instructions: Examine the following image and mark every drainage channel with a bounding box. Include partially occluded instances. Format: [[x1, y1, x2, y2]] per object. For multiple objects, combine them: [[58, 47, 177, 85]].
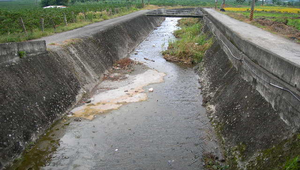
[[9, 18, 220, 170]]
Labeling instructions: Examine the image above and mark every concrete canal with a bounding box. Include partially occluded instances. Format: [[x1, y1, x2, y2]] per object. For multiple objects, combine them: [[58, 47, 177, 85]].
[[8, 18, 221, 170]]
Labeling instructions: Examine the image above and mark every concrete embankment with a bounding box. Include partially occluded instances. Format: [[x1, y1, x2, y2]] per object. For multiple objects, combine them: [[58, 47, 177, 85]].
[[197, 8, 300, 169], [0, 11, 164, 168]]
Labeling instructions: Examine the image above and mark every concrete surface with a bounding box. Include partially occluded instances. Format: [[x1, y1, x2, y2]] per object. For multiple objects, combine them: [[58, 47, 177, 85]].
[[0, 41, 46, 64], [146, 8, 204, 18], [203, 8, 300, 91], [0, 12, 163, 169], [202, 8, 300, 129], [198, 8, 300, 169], [8, 18, 221, 170]]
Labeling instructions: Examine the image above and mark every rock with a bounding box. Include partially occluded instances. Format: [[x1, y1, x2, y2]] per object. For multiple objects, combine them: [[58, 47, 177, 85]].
[[149, 88, 154, 92], [144, 58, 155, 62], [74, 118, 82, 122], [85, 98, 94, 103]]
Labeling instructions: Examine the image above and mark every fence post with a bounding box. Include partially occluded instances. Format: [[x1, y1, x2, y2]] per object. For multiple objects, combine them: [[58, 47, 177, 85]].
[[83, 11, 87, 21], [19, 17, 27, 34], [72, 11, 76, 23], [40, 18, 44, 32], [51, 18, 56, 32], [63, 13, 68, 26], [250, 0, 255, 21]]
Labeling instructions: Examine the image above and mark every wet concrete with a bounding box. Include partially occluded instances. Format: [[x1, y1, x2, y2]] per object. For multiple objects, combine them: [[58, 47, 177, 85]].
[[10, 18, 220, 170]]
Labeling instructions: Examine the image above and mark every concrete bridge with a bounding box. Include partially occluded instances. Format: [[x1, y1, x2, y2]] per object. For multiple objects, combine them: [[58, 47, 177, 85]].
[[146, 8, 204, 18]]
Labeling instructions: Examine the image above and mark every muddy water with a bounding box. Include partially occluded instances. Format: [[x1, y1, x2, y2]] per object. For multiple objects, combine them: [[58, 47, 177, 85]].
[[11, 18, 220, 170]]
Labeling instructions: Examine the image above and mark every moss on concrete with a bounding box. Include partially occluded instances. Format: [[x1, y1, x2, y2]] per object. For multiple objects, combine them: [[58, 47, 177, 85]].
[[247, 133, 300, 170]]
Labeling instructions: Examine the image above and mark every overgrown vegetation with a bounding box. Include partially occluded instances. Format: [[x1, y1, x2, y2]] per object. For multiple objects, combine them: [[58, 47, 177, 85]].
[[0, 0, 214, 43], [246, 134, 300, 170], [203, 153, 229, 170], [162, 18, 213, 64], [223, 6, 300, 42], [285, 156, 300, 170], [0, 2, 139, 43], [148, 0, 213, 7], [18, 51, 26, 58]]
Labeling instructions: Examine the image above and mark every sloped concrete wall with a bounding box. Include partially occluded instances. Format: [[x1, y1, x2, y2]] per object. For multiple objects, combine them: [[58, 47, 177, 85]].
[[0, 14, 164, 169], [198, 8, 300, 169], [0, 41, 46, 64]]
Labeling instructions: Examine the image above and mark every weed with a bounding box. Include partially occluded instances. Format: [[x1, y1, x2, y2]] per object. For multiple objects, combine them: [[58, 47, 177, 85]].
[[284, 156, 300, 170], [223, 9, 300, 42], [163, 18, 214, 64], [18, 51, 26, 58], [114, 58, 133, 69], [225, 6, 300, 14], [203, 153, 229, 170]]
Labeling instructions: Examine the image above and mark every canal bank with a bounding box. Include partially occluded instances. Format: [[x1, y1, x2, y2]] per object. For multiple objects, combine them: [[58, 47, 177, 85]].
[[0, 11, 164, 168], [196, 8, 300, 169]]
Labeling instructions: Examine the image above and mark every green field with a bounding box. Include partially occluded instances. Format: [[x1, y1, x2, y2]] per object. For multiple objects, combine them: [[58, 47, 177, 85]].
[[0, 0, 142, 42], [0, 0, 214, 43], [0, 0, 40, 10], [1, 0, 299, 43]]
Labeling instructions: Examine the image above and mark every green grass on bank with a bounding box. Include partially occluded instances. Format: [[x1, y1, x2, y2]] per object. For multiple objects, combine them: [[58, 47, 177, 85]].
[[162, 18, 213, 64], [226, 11, 300, 31], [0, 0, 40, 10], [0, 6, 138, 43]]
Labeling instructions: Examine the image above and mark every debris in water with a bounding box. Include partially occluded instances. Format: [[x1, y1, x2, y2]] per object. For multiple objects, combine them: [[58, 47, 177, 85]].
[[113, 66, 121, 70], [149, 88, 154, 92], [144, 58, 155, 62], [85, 98, 94, 103], [67, 112, 74, 117], [74, 118, 82, 122], [71, 69, 166, 120]]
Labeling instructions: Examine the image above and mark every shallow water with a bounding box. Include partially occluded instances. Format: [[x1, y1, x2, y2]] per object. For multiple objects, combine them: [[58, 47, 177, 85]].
[[11, 18, 220, 170]]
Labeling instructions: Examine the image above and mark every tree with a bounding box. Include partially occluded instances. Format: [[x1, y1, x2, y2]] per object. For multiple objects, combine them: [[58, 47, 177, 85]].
[[221, 0, 225, 9], [41, 0, 69, 6], [236, 0, 246, 3]]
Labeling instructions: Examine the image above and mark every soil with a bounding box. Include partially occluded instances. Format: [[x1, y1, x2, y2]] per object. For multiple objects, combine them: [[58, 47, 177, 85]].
[[227, 13, 300, 43], [163, 54, 194, 65], [254, 17, 300, 42]]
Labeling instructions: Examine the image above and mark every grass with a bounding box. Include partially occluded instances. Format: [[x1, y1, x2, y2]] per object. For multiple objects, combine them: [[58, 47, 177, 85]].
[[18, 51, 26, 58], [226, 11, 299, 29], [220, 6, 300, 42], [203, 153, 229, 170], [224, 8, 300, 30], [0, 3, 193, 43], [0, 0, 40, 10], [0, 8, 138, 43], [162, 18, 214, 64], [284, 156, 300, 170], [225, 6, 300, 14]]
